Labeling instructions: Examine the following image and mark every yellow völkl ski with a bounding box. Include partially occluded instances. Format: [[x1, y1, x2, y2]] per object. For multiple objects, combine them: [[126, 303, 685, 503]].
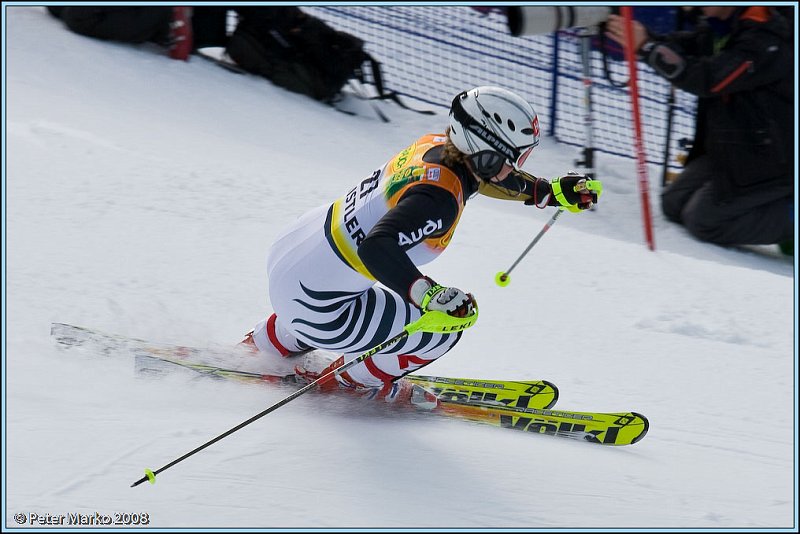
[[51, 322, 648, 446]]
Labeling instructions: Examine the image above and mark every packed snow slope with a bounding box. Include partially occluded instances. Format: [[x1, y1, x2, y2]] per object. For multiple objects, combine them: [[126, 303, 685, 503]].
[[5, 6, 796, 530]]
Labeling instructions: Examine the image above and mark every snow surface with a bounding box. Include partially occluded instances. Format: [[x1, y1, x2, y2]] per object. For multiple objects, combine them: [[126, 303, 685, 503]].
[[4, 6, 797, 531]]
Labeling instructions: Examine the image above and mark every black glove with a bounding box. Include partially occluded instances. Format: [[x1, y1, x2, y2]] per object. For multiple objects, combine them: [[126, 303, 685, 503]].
[[550, 171, 603, 212], [639, 40, 686, 80]]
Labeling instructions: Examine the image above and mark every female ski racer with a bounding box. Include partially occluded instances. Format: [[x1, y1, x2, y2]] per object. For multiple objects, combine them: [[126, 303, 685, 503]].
[[242, 86, 601, 400]]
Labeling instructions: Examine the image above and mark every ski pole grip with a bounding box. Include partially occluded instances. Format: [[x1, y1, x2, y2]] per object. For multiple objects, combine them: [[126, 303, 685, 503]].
[[405, 308, 479, 335]]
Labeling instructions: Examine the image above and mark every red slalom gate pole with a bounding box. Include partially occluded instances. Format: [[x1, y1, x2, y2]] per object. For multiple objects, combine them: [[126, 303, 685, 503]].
[[620, 6, 656, 251]]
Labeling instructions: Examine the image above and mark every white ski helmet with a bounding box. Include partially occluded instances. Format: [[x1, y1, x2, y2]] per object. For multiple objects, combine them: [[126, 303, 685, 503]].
[[449, 86, 540, 179]]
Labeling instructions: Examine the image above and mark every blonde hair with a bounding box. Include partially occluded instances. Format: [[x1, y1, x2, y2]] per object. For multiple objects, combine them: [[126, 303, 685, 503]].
[[442, 127, 470, 168]]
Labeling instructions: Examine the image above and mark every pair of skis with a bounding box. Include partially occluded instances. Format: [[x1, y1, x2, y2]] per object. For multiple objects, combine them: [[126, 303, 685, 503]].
[[50, 323, 648, 447]]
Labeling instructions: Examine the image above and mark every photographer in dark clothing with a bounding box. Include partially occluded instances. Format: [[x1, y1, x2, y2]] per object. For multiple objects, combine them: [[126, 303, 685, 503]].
[[47, 6, 229, 60], [607, 7, 794, 252], [46, 6, 370, 103]]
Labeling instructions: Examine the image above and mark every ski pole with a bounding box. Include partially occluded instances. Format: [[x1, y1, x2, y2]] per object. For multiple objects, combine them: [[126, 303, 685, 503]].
[[660, 8, 685, 188], [131, 308, 478, 487], [495, 208, 564, 287], [661, 84, 676, 187], [575, 27, 596, 182]]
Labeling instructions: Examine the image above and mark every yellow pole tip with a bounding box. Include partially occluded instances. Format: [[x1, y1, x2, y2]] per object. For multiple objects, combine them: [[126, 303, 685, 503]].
[[144, 469, 156, 484], [495, 272, 510, 287]]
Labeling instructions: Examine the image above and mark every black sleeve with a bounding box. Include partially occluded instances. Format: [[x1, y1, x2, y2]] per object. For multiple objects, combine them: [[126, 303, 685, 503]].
[[479, 170, 555, 207], [357, 185, 459, 300], [492, 172, 536, 197], [643, 20, 791, 97]]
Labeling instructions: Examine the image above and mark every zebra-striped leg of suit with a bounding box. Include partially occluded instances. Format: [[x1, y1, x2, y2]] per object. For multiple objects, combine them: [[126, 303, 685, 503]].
[[264, 204, 462, 388]]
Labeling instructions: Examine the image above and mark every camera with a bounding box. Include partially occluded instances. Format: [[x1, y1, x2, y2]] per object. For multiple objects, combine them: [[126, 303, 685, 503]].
[[507, 6, 613, 36]]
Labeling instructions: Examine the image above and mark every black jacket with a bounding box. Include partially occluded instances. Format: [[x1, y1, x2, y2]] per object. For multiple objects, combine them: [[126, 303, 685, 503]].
[[648, 7, 794, 200]]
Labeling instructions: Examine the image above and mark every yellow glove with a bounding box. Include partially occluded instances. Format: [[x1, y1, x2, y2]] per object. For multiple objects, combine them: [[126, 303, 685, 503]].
[[550, 172, 603, 212]]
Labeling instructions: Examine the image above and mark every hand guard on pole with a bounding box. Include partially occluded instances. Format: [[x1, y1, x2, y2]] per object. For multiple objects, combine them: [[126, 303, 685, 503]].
[[409, 277, 477, 318], [550, 171, 603, 212]]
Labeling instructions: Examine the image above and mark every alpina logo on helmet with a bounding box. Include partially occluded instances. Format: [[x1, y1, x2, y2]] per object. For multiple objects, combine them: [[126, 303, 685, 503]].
[[466, 123, 517, 161]]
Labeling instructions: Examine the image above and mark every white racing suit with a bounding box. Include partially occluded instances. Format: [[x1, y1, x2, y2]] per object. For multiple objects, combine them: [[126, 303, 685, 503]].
[[252, 134, 469, 387]]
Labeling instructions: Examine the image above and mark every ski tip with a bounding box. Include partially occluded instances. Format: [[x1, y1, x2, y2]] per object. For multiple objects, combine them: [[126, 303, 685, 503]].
[[630, 412, 650, 444], [543, 380, 559, 409]]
